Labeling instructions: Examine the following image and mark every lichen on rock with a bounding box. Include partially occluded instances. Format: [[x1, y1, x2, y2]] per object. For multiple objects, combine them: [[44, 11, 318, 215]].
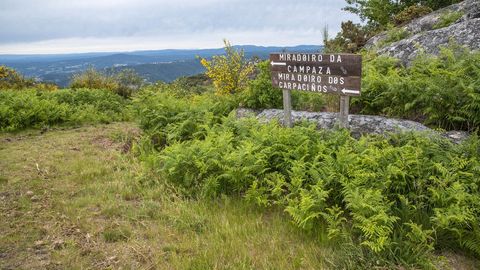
[[365, 0, 480, 65], [236, 108, 470, 143]]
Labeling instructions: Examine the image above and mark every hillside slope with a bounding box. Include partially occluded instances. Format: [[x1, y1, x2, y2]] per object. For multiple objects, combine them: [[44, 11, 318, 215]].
[[366, 0, 479, 64]]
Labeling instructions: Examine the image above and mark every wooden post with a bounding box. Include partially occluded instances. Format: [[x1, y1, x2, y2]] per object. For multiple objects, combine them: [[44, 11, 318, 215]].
[[282, 89, 293, 128], [339, 95, 350, 128], [270, 53, 362, 129]]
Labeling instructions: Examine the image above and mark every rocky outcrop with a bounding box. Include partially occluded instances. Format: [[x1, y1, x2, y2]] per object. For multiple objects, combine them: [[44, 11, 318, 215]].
[[365, 0, 480, 65], [236, 108, 470, 143]]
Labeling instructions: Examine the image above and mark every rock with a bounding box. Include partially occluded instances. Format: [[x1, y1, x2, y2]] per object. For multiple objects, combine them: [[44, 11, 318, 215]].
[[377, 19, 480, 65], [365, 0, 480, 65], [235, 108, 470, 143], [236, 107, 261, 118], [443, 130, 470, 144], [25, 190, 34, 197]]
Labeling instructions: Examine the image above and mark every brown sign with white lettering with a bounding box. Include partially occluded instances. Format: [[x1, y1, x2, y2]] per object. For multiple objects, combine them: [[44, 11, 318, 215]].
[[270, 53, 362, 96]]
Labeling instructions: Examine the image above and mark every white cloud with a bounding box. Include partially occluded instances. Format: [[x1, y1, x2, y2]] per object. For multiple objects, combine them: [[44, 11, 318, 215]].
[[0, 0, 359, 54]]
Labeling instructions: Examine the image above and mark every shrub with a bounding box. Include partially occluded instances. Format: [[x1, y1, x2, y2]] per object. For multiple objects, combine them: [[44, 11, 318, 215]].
[[433, 11, 463, 29], [70, 68, 118, 91], [356, 45, 480, 131], [240, 61, 283, 109], [112, 68, 145, 98], [70, 68, 144, 98], [0, 66, 57, 90], [200, 39, 254, 95], [393, 5, 433, 25], [173, 74, 212, 96], [323, 21, 375, 53], [0, 88, 130, 131], [240, 60, 326, 111]]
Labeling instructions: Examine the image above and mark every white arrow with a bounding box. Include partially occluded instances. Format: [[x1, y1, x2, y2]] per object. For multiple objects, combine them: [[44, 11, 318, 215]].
[[341, 88, 360, 95], [270, 61, 286, 66]]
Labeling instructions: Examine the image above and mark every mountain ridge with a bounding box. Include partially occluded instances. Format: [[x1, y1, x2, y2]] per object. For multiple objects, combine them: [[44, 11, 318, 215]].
[[0, 45, 322, 63], [0, 45, 323, 86]]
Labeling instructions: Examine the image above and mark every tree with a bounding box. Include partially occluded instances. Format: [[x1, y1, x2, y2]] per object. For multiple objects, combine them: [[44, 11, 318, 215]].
[[344, 0, 460, 29], [200, 39, 254, 95], [324, 21, 375, 53], [344, 0, 397, 28]]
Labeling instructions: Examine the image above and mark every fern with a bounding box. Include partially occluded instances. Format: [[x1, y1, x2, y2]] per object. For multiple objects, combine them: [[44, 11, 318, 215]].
[[356, 44, 480, 131], [461, 227, 480, 256], [320, 206, 348, 241], [137, 88, 480, 267]]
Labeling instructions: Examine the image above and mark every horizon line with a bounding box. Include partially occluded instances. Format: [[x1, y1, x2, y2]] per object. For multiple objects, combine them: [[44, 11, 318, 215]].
[[0, 44, 324, 56]]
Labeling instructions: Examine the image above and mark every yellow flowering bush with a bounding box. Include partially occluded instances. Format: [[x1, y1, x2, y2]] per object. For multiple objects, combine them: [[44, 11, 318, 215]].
[[200, 39, 254, 95]]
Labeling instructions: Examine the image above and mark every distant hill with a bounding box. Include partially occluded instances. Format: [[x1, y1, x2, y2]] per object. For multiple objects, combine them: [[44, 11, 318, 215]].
[[111, 59, 205, 83], [0, 45, 323, 87]]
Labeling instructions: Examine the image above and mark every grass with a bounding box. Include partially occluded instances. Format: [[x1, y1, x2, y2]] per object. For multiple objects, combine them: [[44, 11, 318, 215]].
[[378, 27, 411, 48], [433, 11, 463, 30], [0, 122, 478, 269], [0, 122, 332, 269]]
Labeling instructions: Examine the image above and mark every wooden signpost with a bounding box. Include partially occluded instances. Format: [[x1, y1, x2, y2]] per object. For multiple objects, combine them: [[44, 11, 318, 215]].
[[270, 53, 362, 128]]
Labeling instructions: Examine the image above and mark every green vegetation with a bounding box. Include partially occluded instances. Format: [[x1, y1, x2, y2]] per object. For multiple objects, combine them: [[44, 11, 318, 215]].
[[0, 124, 344, 269], [378, 27, 411, 47], [325, 0, 461, 53], [240, 60, 327, 111], [125, 43, 480, 267], [71, 68, 144, 98], [344, 0, 460, 29], [0, 88, 130, 131], [433, 11, 464, 29], [357, 46, 480, 131], [0, 65, 35, 90], [0, 65, 57, 91], [133, 86, 237, 148], [173, 73, 212, 95], [323, 21, 375, 53], [2, 106, 478, 269], [2, 33, 480, 268], [133, 82, 480, 267], [200, 39, 255, 95]]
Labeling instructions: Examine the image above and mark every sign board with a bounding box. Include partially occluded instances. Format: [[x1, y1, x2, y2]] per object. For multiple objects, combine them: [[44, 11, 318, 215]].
[[270, 53, 362, 96]]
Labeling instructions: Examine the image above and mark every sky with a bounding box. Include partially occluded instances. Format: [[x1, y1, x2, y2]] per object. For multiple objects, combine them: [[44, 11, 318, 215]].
[[0, 0, 359, 54]]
